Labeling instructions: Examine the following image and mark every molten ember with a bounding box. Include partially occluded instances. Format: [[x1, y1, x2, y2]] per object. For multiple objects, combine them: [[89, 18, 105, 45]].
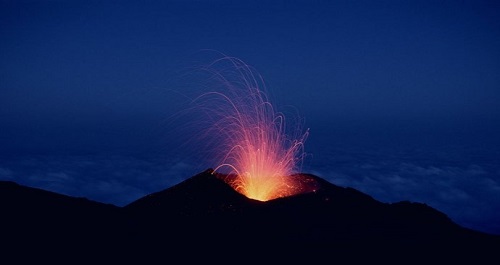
[[192, 56, 310, 201]]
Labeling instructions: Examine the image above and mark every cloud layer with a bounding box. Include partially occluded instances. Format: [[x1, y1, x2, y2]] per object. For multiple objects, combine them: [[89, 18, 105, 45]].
[[1, 136, 499, 236], [0, 154, 203, 207], [303, 137, 500, 236]]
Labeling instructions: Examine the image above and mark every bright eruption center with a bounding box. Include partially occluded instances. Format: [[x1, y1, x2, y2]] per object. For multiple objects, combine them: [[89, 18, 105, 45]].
[[193, 56, 309, 201]]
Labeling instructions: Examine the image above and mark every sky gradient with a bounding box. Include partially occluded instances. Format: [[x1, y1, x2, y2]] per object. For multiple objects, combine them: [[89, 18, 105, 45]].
[[1, 0, 499, 235]]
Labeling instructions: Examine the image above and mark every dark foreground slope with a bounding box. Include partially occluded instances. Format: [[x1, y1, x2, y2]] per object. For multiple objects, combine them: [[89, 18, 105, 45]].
[[0, 181, 127, 258], [1, 169, 499, 262], [124, 169, 499, 250]]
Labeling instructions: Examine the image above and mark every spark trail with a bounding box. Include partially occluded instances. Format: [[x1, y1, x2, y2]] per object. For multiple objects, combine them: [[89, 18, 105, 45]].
[[190, 56, 310, 201]]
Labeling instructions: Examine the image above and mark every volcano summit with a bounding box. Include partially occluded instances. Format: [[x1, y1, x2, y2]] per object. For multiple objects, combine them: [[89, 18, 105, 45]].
[[2, 169, 499, 262]]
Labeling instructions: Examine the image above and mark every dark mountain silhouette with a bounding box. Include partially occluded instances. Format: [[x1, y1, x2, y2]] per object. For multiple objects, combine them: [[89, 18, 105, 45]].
[[2, 169, 499, 262], [0, 180, 128, 262]]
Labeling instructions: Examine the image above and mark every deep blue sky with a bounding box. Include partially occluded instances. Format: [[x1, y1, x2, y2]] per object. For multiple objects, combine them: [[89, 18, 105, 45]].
[[1, 0, 499, 235]]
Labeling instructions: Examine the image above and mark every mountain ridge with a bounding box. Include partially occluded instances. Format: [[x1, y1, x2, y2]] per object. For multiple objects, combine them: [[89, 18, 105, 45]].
[[1, 169, 499, 261]]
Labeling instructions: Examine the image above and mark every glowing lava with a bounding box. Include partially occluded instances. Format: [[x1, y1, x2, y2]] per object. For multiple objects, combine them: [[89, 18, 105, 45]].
[[192, 56, 310, 201]]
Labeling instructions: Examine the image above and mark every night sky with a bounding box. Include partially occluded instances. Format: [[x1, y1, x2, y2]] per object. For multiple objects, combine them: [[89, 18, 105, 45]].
[[1, 0, 499, 235]]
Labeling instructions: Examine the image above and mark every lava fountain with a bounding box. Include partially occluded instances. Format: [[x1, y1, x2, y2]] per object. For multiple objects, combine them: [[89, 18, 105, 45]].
[[189, 56, 312, 201]]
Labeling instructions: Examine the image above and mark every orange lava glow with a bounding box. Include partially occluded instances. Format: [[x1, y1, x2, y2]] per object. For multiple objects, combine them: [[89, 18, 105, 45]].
[[217, 173, 319, 201], [194, 56, 309, 201]]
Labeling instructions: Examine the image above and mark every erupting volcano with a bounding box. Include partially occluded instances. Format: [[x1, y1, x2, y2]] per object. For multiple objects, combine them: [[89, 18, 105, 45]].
[[190, 56, 312, 201]]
